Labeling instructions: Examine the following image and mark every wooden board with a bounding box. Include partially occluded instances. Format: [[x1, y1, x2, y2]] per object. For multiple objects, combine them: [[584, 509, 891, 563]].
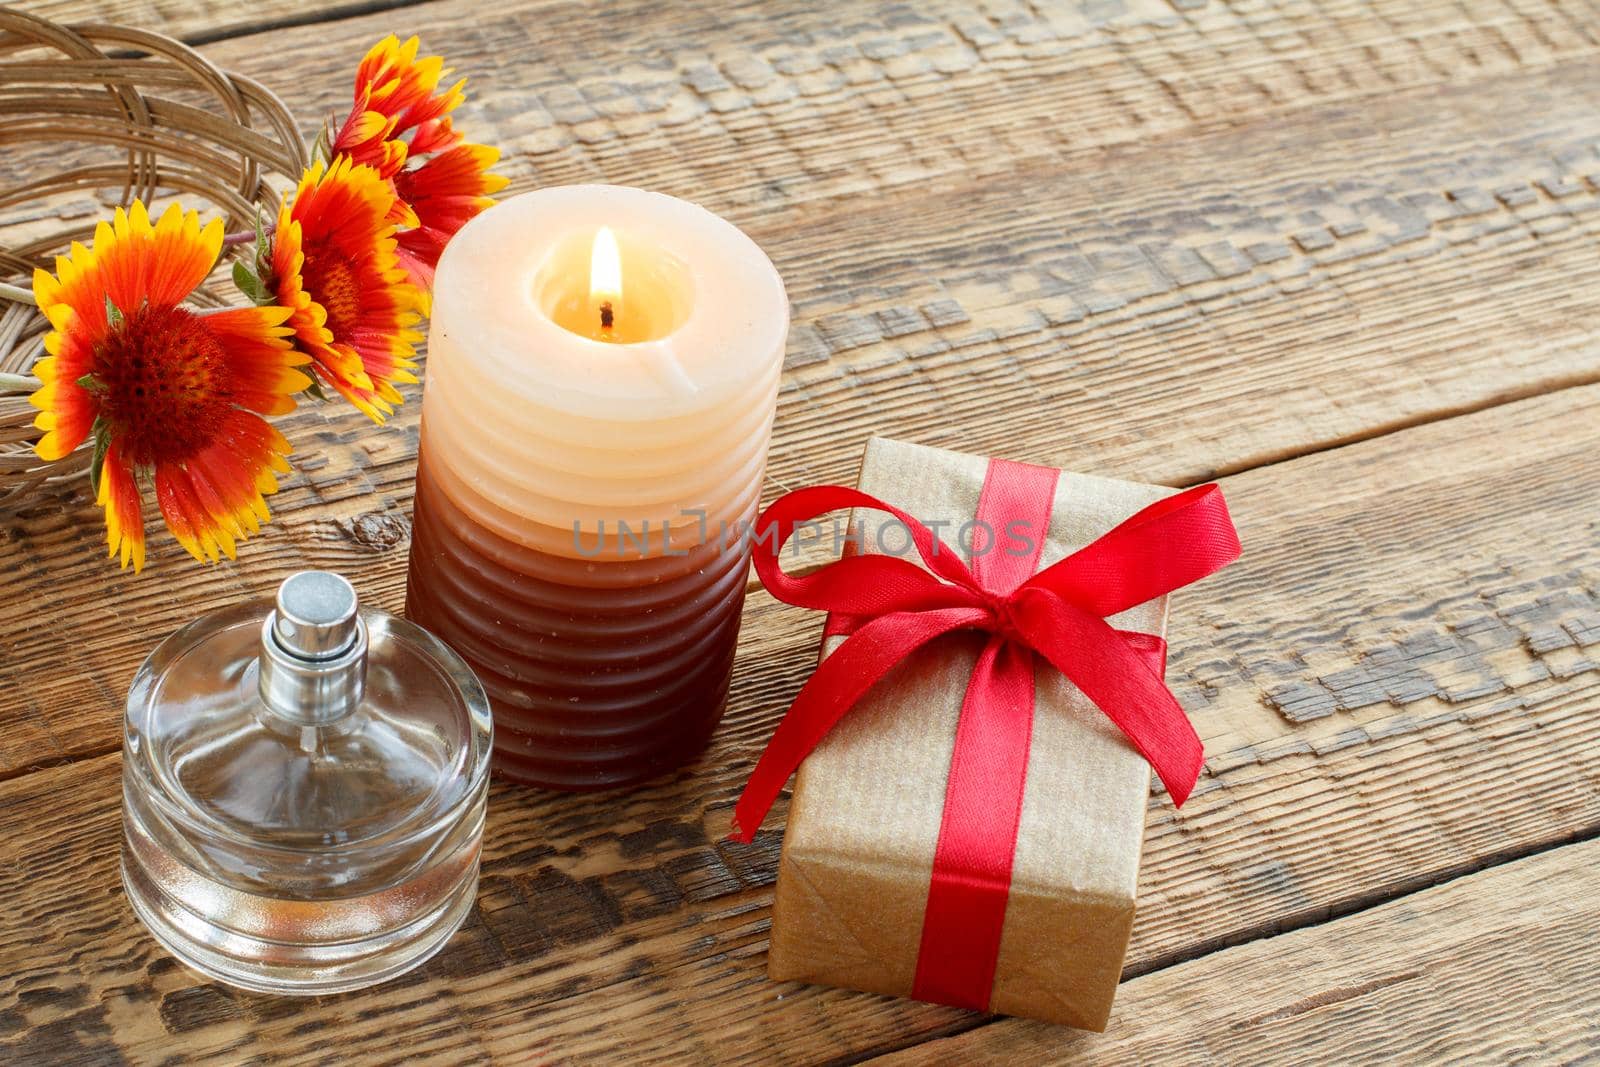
[[10, 0, 1600, 775], [24, 0, 431, 45], [3, 383, 1599, 1062], [3, 0, 1600, 1061], [40, 0, 1600, 162], [871, 836, 1600, 1064], [182, 0, 1600, 215]]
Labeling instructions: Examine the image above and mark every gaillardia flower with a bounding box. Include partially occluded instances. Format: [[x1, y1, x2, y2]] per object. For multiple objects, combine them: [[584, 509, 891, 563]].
[[30, 202, 307, 571], [329, 34, 507, 305], [272, 156, 423, 423], [391, 141, 506, 298], [343, 34, 465, 163]]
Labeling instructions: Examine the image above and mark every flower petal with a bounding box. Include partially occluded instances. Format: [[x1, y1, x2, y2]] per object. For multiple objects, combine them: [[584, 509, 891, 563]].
[[27, 335, 98, 460], [97, 438, 145, 572], [146, 204, 224, 307], [153, 463, 211, 563]]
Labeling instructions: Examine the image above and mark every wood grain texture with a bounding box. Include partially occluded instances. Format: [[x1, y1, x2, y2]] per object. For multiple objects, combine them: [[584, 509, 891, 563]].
[[871, 836, 1600, 1064], [10, 1, 1600, 775], [4, 383, 1600, 1063], [182, 0, 1600, 211], [22, 0, 429, 44], [188, 0, 1600, 499], [4, 0, 1600, 1062]]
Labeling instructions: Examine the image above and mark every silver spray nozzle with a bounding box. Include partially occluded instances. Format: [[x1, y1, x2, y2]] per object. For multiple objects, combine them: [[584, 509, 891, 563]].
[[258, 571, 368, 724]]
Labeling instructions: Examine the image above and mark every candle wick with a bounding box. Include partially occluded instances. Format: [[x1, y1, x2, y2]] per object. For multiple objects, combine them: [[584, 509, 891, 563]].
[[599, 301, 614, 331]]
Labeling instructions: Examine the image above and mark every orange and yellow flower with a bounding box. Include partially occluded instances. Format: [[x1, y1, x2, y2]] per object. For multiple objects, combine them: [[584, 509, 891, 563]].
[[272, 156, 423, 423], [30, 202, 308, 571], [390, 141, 505, 297], [330, 34, 507, 306], [341, 34, 465, 166]]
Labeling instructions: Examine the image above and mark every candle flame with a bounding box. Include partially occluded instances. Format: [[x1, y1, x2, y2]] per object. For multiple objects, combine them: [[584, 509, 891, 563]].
[[590, 226, 622, 303]]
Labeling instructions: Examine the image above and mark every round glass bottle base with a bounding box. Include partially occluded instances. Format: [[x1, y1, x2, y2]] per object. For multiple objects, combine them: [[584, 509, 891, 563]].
[[120, 837, 479, 996]]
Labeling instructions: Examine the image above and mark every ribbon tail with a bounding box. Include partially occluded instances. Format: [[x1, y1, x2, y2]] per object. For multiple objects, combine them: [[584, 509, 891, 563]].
[[729, 606, 989, 842], [1014, 593, 1203, 806]]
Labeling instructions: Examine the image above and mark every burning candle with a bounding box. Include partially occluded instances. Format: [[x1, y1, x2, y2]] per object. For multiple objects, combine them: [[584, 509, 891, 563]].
[[405, 185, 788, 789]]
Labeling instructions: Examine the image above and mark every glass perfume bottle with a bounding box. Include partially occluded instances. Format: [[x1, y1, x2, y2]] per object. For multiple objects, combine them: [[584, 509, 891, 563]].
[[121, 571, 493, 994]]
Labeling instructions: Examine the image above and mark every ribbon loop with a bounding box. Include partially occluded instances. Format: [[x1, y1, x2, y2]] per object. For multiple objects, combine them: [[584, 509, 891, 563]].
[[1020, 483, 1240, 618], [753, 485, 981, 612]]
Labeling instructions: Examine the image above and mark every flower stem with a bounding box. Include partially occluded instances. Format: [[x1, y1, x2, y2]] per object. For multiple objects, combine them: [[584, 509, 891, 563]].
[[0, 281, 37, 306], [0, 371, 41, 394], [223, 219, 278, 248]]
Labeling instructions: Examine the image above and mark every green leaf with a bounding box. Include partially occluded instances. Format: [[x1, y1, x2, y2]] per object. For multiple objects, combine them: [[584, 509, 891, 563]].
[[87, 418, 112, 498], [104, 295, 123, 329], [232, 259, 268, 305], [303, 378, 331, 402]]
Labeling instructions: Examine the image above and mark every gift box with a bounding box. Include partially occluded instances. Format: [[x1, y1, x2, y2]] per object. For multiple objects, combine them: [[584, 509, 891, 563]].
[[734, 437, 1240, 1031]]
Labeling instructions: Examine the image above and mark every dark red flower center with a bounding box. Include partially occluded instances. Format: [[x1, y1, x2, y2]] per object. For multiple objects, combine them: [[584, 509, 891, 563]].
[[302, 249, 363, 340], [94, 304, 231, 465]]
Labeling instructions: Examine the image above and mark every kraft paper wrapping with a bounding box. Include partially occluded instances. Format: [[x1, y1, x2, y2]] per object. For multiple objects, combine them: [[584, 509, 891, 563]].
[[767, 437, 1173, 1031]]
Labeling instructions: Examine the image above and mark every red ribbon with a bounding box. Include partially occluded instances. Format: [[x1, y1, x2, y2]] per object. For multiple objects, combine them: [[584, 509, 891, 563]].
[[730, 459, 1241, 1011]]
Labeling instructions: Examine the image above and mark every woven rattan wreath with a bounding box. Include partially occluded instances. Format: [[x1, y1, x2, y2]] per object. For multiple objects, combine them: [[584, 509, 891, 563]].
[[0, 9, 308, 510]]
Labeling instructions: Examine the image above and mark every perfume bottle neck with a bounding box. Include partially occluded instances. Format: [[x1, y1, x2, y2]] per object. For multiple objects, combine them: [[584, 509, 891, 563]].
[[257, 572, 368, 726]]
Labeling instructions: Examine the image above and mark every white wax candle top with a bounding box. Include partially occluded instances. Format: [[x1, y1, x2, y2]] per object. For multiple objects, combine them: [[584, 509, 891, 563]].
[[429, 184, 789, 419]]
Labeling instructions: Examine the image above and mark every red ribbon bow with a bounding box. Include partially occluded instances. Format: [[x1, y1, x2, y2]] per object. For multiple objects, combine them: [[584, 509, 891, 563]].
[[731, 458, 1241, 1011]]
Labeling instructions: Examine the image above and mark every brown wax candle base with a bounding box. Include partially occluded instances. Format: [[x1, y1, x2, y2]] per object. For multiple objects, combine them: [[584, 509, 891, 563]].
[[405, 454, 750, 791]]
